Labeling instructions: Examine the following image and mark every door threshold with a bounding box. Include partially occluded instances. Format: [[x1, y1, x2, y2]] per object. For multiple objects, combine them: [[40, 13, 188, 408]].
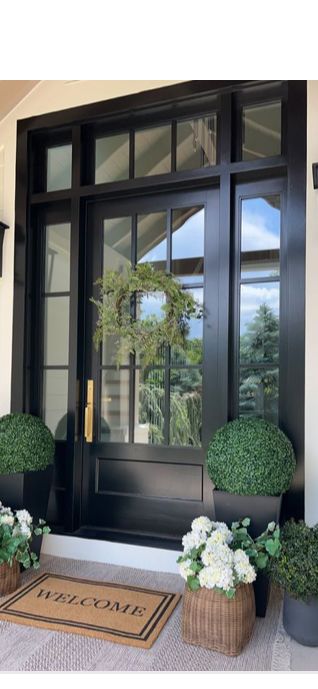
[[41, 529, 182, 574], [74, 526, 182, 552]]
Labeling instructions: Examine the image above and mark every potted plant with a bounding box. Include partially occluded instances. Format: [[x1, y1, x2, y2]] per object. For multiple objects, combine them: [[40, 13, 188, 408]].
[[269, 520, 318, 646], [206, 418, 296, 533], [206, 418, 295, 616], [0, 413, 54, 556], [0, 501, 50, 596], [177, 516, 281, 656]]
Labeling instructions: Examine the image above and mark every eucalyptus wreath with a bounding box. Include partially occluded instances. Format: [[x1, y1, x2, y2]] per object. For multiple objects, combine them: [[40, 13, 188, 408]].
[[91, 263, 202, 367]]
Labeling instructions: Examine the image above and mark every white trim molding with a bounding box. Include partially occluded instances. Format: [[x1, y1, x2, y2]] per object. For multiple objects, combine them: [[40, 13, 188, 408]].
[[41, 533, 182, 574]]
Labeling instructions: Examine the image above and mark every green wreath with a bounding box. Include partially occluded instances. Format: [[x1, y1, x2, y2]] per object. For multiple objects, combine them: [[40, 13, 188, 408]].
[[91, 263, 202, 367]]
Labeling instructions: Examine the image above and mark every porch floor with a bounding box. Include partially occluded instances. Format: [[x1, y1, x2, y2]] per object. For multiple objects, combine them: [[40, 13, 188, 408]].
[[0, 554, 316, 672]]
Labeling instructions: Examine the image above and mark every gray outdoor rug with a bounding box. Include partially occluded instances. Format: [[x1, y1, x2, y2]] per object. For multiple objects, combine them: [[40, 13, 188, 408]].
[[0, 554, 291, 672]]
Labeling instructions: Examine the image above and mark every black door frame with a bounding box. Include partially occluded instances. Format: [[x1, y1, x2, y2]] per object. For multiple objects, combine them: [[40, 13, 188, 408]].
[[81, 187, 219, 542], [11, 80, 306, 545]]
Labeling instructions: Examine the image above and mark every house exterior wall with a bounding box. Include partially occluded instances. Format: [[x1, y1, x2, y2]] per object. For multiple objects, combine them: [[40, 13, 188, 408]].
[[0, 80, 316, 571], [305, 80, 318, 526]]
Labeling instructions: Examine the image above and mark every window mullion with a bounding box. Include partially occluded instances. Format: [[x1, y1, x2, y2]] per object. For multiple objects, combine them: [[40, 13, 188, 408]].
[[165, 208, 172, 445], [130, 213, 137, 443]]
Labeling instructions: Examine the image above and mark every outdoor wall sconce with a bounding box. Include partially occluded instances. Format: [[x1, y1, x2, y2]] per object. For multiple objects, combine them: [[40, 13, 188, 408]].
[[313, 163, 318, 189], [0, 221, 9, 277]]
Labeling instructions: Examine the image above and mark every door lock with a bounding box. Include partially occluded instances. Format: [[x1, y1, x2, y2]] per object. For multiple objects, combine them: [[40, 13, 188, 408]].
[[84, 379, 94, 442]]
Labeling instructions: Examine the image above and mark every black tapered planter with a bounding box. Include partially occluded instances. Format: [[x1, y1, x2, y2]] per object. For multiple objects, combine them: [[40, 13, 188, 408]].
[[283, 594, 318, 646], [213, 490, 282, 617], [0, 465, 53, 558]]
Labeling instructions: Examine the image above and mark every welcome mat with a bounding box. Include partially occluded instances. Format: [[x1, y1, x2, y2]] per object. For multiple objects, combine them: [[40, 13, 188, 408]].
[[0, 572, 181, 649]]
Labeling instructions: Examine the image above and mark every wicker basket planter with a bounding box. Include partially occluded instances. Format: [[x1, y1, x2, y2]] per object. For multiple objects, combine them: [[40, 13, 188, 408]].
[[182, 583, 256, 656], [0, 560, 20, 597]]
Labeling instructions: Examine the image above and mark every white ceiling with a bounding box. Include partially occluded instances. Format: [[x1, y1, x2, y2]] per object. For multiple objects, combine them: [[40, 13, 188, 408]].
[[0, 81, 39, 122]]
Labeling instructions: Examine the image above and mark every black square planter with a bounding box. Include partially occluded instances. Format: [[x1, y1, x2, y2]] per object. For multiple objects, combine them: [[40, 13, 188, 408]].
[[212, 490, 282, 617], [0, 465, 53, 557], [212, 490, 282, 538]]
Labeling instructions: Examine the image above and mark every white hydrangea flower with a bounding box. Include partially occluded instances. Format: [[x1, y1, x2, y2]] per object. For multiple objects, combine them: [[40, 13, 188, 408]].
[[206, 530, 228, 547], [19, 522, 32, 539], [202, 543, 233, 568], [182, 531, 196, 553], [182, 529, 207, 554], [179, 558, 193, 581], [267, 521, 276, 532], [199, 564, 234, 591], [198, 565, 219, 589], [0, 514, 14, 527], [191, 516, 212, 534], [16, 509, 32, 526], [179, 516, 259, 594], [0, 505, 13, 517], [234, 549, 256, 584], [211, 521, 233, 544]]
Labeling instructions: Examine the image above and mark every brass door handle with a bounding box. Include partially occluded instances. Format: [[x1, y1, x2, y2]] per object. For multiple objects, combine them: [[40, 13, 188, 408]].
[[84, 379, 94, 442]]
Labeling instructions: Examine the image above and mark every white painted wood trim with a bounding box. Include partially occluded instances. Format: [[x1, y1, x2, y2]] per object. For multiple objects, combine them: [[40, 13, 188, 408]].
[[41, 534, 182, 574]]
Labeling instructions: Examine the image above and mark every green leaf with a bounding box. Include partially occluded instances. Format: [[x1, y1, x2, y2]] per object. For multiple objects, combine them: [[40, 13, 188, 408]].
[[265, 539, 280, 556], [255, 553, 268, 569], [189, 547, 200, 560], [187, 575, 200, 591], [245, 548, 258, 558], [190, 561, 203, 573], [225, 588, 236, 599], [241, 517, 251, 527]]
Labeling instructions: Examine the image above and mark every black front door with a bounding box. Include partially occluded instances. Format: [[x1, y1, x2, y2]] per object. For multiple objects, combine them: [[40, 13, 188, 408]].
[[81, 188, 221, 542]]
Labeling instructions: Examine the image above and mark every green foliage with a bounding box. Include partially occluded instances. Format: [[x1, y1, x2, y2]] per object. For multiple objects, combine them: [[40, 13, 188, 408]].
[[239, 303, 279, 423], [0, 505, 50, 570], [139, 365, 202, 446], [269, 520, 318, 600], [0, 414, 55, 475], [231, 518, 281, 570], [206, 417, 296, 496], [240, 303, 279, 365], [91, 263, 202, 367]]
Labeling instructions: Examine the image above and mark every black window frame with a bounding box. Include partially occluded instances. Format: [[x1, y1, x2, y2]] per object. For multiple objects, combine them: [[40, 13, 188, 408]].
[[231, 178, 286, 425], [11, 80, 306, 537]]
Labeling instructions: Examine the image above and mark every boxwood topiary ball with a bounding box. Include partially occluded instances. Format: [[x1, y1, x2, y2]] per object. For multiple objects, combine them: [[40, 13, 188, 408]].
[[206, 418, 296, 496], [0, 413, 55, 475], [269, 520, 318, 599]]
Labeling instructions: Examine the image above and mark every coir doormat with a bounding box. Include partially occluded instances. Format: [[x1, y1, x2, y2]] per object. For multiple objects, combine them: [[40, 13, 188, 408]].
[[0, 572, 181, 649]]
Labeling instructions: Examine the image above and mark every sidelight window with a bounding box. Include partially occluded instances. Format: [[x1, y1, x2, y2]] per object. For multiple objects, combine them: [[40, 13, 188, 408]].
[[42, 222, 71, 439], [238, 195, 281, 423]]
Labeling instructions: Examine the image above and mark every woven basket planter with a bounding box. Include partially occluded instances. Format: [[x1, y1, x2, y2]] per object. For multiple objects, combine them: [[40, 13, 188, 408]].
[[182, 583, 256, 656], [0, 560, 20, 597]]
